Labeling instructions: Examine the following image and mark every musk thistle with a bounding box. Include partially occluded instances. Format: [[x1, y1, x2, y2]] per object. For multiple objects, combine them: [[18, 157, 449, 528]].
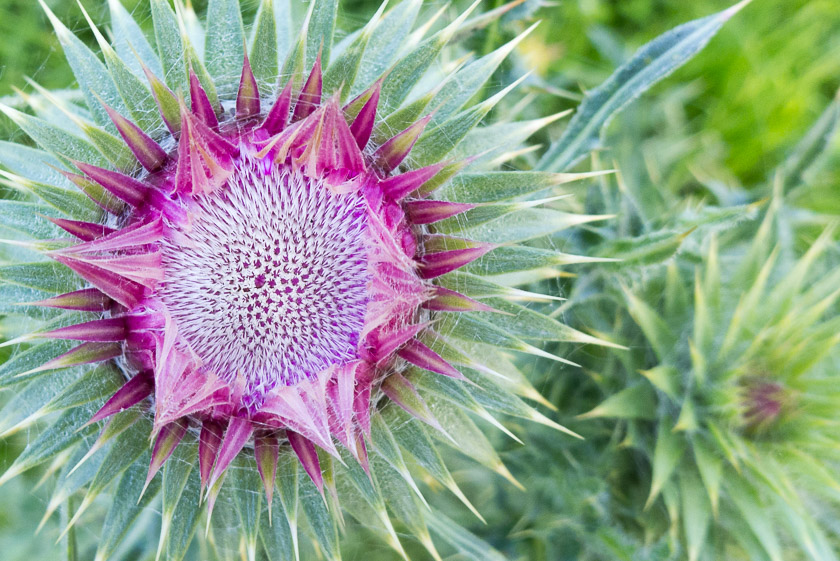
[[574, 88, 840, 560], [0, 0, 625, 559], [621, 219, 840, 561]]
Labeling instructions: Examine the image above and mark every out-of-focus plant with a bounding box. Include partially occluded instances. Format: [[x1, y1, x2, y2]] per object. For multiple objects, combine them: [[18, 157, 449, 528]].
[[552, 70, 840, 561]]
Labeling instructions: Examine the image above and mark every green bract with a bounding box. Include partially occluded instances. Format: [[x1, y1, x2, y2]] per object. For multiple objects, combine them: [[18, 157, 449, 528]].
[[567, 84, 840, 560]]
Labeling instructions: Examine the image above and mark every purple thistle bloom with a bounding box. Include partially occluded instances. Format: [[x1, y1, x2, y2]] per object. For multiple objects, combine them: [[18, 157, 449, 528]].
[[0, 1, 643, 557], [34, 56, 485, 500]]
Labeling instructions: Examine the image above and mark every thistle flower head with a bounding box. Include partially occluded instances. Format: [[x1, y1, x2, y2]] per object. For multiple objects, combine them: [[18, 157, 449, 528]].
[[0, 0, 614, 558], [31, 48, 462, 492], [738, 376, 789, 435], [582, 201, 840, 561]]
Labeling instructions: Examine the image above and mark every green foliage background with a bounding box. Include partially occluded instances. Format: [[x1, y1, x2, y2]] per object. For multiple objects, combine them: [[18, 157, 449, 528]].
[[0, 0, 838, 560], [4, 0, 839, 183]]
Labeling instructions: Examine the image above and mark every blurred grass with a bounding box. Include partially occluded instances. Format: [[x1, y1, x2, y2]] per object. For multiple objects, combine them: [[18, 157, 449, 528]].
[[0, 1, 145, 96], [524, 0, 840, 187]]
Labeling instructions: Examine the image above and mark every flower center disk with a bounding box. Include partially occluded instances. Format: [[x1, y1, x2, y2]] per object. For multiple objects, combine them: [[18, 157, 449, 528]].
[[160, 154, 370, 401]]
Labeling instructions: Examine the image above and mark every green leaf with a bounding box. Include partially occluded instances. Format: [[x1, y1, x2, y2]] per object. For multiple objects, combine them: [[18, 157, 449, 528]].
[[273, 0, 294, 63], [424, 394, 520, 486], [775, 497, 840, 561], [411, 77, 524, 167], [464, 245, 609, 277], [0, 340, 86, 387], [333, 453, 409, 559], [475, 298, 622, 348], [0, 242, 49, 268], [538, 1, 748, 171], [1, 172, 102, 222], [42, 364, 124, 414], [369, 415, 425, 506], [437, 170, 604, 204], [159, 434, 197, 529], [299, 466, 340, 561], [579, 384, 657, 420], [679, 470, 711, 561], [15, 309, 92, 337], [260, 474, 296, 561], [82, 417, 151, 505], [109, 0, 164, 79], [383, 405, 453, 487], [451, 111, 569, 164], [596, 230, 688, 268], [175, 0, 205, 53], [436, 270, 561, 303], [305, 0, 338, 67], [229, 456, 262, 560], [452, 365, 565, 433], [376, 88, 437, 140], [47, 433, 107, 525], [438, 313, 561, 364], [0, 201, 64, 240], [159, 435, 199, 561], [692, 437, 723, 516], [39, 0, 125, 132], [101, 43, 164, 134], [335, 448, 380, 509], [779, 90, 840, 193], [726, 478, 783, 561], [369, 456, 438, 559], [452, 207, 612, 244], [164, 460, 202, 561], [0, 140, 70, 187], [0, 283, 62, 318], [0, 262, 79, 294], [675, 201, 762, 232], [205, 0, 246, 97], [0, 106, 110, 168], [354, 0, 422, 95], [623, 288, 677, 361], [250, 0, 279, 91], [384, 405, 483, 520], [151, 0, 188, 95], [75, 7, 164, 136], [280, 30, 306, 93], [0, 400, 100, 486], [0, 370, 77, 436], [322, 4, 383, 100], [431, 23, 536, 124], [645, 420, 686, 508], [95, 455, 161, 561], [639, 365, 681, 400], [186, 47, 220, 110], [424, 509, 507, 561], [274, 450, 301, 561], [16, 87, 83, 136], [664, 262, 690, 320], [379, 4, 476, 112]]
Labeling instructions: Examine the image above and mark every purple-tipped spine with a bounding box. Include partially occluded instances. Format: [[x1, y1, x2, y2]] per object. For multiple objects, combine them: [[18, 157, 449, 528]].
[[374, 115, 433, 174], [236, 53, 261, 119], [74, 162, 150, 208], [292, 55, 323, 122], [190, 68, 220, 129], [103, 104, 167, 172], [87, 372, 154, 426]]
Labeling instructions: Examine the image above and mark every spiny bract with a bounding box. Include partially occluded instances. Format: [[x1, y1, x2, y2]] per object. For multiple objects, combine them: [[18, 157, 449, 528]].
[[572, 92, 840, 560], [619, 219, 840, 561], [0, 0, 616, 559]]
